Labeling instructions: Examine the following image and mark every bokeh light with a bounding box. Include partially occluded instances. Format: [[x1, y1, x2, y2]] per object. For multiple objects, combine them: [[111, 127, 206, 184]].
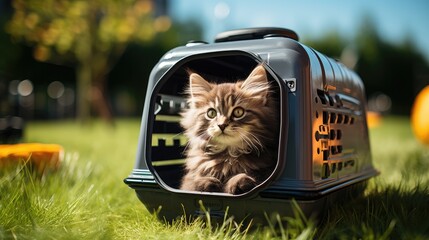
[[8, 80, 19, 96], [154, 16, 171, 32], [368, 92, 392, 113], [58, 88, 75, 107], [47, 81, 65, 99], [17, 80, 33, 97], [214, 2, 230, 20]]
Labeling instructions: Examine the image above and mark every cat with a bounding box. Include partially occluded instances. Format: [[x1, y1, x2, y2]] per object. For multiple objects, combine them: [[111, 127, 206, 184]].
[[179, 65, 279, 194]]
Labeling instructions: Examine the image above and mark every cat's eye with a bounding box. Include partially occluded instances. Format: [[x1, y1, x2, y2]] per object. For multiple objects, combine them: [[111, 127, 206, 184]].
[[206, 108, 217, 119], [232, 107, 245, 119]]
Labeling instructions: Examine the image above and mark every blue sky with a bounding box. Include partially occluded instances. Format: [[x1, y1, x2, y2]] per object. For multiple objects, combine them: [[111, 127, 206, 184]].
[[170, 0, 429, 62]]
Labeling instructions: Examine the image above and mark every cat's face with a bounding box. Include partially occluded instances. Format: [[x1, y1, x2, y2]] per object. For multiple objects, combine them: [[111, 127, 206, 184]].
[[183, 65, 272, 153]]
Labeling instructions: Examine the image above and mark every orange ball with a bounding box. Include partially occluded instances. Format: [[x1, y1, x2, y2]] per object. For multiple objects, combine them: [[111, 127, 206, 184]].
[[411, 85, 429, 145]]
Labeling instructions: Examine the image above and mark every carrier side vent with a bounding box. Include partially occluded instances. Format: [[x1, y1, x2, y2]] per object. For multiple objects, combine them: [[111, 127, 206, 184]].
[[316, 89, 361, 114], [315, 88, 359, 179]]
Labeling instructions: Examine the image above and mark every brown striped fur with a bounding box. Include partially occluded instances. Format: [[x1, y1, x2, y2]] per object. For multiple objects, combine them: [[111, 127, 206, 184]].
[[179, 65, 279, 194]]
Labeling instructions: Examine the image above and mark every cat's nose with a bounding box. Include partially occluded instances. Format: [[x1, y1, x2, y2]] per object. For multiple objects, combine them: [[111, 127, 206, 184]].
[[218, 123, 228, 132]]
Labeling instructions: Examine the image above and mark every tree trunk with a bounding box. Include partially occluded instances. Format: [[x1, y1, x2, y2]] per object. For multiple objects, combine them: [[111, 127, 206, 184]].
[[75, 22, 93, 124], [76, 61, 92, 124], [92, 76, 115, 126], [91, 54, 115, 126]]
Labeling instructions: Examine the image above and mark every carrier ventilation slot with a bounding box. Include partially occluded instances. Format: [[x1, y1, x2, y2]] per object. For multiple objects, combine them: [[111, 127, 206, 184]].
[[316, 89, 361, 113], [322, 158, 355, 179], [317, 89, 328, 105], [321, 111, 355, 125]]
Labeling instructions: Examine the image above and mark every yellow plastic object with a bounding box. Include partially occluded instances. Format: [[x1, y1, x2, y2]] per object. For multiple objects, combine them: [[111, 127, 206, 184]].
[[367, 111, 382, 128], [411, 85, 429, 146], [0, 143, 63, 173]]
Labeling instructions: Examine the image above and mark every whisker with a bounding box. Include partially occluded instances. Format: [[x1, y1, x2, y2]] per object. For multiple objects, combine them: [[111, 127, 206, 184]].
[[236, 132, 253, 152], [172, 131, 185, 139], [246, 131, 264, 150], [234, 128, 263, 155]]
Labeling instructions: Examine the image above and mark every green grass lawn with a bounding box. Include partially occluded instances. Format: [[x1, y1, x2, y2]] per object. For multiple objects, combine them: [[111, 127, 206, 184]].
[[1, 117, 428, 239]]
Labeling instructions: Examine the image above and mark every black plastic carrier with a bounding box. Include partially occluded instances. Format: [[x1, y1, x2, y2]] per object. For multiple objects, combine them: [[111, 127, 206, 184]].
[[124, 27, 378, 224]]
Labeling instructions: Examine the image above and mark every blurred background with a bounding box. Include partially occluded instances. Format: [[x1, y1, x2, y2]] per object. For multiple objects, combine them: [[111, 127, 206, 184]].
[[0, 0, 428, 124]]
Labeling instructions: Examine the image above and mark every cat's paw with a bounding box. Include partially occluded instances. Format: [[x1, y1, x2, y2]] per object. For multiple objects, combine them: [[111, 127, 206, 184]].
[[224, 173, 256, 194], [195, 177, 222, 192]]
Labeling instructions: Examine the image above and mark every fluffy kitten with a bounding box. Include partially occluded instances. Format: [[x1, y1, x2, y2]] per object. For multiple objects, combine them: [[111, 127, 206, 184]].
[[179, 65, 278, 194]]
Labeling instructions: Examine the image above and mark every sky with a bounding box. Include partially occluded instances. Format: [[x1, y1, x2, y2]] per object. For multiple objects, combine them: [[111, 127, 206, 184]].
[[169, 0, 429, 62]]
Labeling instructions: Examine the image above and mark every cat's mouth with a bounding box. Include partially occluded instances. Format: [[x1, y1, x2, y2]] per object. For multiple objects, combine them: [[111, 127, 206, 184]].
[[213, 132, 229, 140], [212, 132, 241, 145], [212, 130, 232, 138], [208, 127, 244, 146]]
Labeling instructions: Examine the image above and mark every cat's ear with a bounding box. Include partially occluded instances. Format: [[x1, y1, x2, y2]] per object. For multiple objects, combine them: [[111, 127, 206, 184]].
[[189, 73, 212, 96], [189, 73, 212, 101], [241, 65, 269, 100]]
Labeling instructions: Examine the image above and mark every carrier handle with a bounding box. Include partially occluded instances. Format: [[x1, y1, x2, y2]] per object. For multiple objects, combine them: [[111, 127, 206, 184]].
[[214, 27, 299, 43]]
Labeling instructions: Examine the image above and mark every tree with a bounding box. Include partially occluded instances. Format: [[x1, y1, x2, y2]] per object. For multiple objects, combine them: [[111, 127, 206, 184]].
[[303, 30, 347, 59], [6, 0, 170, 123], [354, 16, 429, 114]]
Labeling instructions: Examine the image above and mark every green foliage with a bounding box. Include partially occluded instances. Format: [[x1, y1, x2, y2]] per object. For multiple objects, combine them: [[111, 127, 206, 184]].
[[0, 117, 428, 239], [6, 0, 159, 62], [303, 30, 347, 58], [5, 0, 180, 121], [303, 16, 429, 115]]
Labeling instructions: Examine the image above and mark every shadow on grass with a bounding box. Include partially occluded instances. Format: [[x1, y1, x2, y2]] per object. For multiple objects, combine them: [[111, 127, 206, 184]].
[[319, 181, 429, 239]]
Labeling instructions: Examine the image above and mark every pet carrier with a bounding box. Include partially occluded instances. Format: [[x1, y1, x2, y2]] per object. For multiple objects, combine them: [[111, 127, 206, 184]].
[[124, 27, 378, 224]]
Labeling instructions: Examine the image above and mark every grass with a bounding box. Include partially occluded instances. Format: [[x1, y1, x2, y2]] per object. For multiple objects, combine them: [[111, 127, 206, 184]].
[[1, 117, 428, 239]]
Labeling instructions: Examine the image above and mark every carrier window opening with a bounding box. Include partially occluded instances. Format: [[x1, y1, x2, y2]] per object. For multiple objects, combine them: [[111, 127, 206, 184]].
[[148, 54, 282, 195]]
